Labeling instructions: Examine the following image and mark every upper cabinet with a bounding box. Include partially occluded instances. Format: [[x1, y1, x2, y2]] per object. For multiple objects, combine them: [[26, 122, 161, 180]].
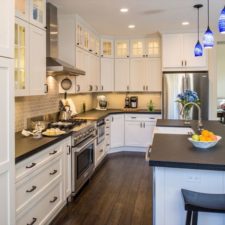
[[15, 0, 46, 29], [115, 40, 130, 58], [162, 33, 208, 71], [0, 0, 14, 58], [130, 38, 160, 58], [101, 39, 114, 58]]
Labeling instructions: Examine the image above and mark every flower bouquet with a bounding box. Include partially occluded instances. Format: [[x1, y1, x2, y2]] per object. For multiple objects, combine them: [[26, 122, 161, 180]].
[[176, 90, 200, 120]]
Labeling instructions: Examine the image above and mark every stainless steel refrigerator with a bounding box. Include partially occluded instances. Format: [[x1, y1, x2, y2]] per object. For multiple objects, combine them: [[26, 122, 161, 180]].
[[163, 72, 209, 120]]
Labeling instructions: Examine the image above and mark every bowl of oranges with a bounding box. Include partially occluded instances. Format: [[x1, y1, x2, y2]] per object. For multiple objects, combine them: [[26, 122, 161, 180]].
[[188, 129, 222, 149]]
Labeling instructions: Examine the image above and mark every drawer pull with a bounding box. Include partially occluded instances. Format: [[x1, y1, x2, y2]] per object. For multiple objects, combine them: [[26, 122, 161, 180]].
[[26, 185, 37, 193], [106, 134, 110, 136], [49, 150, 57, 155], [49, 170, 58, 175], [106, 144, 110, 146], [50, 196, 58, 203], [100, 149, 104, 153], [106, 126, 110, 129], [27, 217, 37, 225], [26, 163, 36, 169], [131, 117, 137, 119]]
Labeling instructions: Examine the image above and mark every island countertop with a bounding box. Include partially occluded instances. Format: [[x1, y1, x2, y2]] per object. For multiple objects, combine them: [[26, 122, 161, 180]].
[[149, 119, 225, 171]]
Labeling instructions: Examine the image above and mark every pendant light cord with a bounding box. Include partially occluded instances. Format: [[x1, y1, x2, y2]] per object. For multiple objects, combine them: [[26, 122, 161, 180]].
[[198, 7, 200, 41], [208, 0, 209, 27]]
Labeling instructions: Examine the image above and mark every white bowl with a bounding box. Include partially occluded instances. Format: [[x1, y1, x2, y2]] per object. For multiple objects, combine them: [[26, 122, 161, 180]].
[[188, 136, 222, 149]]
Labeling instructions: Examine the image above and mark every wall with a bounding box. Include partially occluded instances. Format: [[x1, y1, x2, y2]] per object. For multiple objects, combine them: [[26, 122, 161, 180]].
[[93, 92, 162, 110], [15, 76, 93, 131]]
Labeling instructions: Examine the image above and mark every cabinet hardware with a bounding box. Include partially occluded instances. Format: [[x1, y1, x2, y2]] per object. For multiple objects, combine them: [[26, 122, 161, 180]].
[[26, 163, 36, 169], [143, 85, 145, 91], [95, 85, 98, 91], [101, 55, 103, 57], [127, 55, 130, 58], [49, 150, 57, 155], [106, 126, 110, 128], [95, 52, 97, 55], [106, 134, 110, 136], [146, 85, 148, 91], [112, 116, 114, 122], [89, 85, 93, 91], [146, 54, 148, 57], [44, 84, 48, 93], [27, 217, 37, 225], [49, 170, 58, 175], [49, 196, 58, 203], [127, 85, 129, 91], [131, 117, 136, 119], [107, 144, 110, 146], [77, 84, 80, 92], [143, 122, 145, 128], [101, 85, 104, 91], [143, 55, 145, 58], [140, 122, 142, 128], [77, 43, 79, 46], [67, 145, 71, 155], [89, 49, 93, 52], [185, 60, 187, 66], [182, 60, 184, 66], [100, 149, 104, 153], [26, 185, 37, 193]]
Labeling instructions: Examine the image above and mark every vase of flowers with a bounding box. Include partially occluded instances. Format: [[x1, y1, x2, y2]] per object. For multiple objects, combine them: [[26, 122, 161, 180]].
[[176, 90, 200, 122]]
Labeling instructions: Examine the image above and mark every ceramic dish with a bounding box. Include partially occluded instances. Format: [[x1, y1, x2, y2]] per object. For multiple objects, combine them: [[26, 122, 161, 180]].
[[188, 136, 222, 149]]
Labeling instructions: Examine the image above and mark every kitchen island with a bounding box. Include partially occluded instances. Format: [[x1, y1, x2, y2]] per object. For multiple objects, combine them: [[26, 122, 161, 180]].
[[149, 120, 225, 225]]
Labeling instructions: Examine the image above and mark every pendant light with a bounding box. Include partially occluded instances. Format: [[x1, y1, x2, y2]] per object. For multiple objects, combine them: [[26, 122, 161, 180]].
[[194, 4, 203, 57], [219, 6, 225, 33], [203, 0, 214, 48]]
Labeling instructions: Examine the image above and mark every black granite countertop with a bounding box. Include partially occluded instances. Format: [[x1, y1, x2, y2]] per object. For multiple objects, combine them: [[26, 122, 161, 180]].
[[150, 119, 225, 171], [15, 131, 72, 163], [76, 109, 162, 121]]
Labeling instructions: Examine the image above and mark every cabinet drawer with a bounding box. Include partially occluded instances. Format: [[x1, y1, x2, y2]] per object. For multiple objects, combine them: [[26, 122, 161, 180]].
[[125, 114, 161, 122], [16, 180, 63, 225], [95, 143, 106, 166], [16, 142, 63, 181], [16, 156, 63, 213]]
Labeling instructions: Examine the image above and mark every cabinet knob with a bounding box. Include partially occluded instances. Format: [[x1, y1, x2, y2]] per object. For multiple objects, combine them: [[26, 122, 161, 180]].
[[140, 122, 142, 128], [181, 60, 184, 67], [89, 85, 93, 91], [185, 60, 187, 66], [67, 145, 71, 155], [143, 55, 146, 58], [77, 84, 80, 92], [146, 85, 148, 91], [101, 85, 104, 91], [127, 55, 130, 58], [146, 54, 148, 57], [95, 85, 98, 91]]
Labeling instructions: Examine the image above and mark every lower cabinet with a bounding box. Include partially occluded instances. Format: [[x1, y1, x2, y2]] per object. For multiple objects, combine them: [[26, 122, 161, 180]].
[[95, 140, 106, 167], [15, 136, 72, 225]]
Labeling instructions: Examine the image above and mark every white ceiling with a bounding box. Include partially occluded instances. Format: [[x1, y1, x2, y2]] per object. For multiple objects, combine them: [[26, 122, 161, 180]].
[[48, 0, 225, 37]]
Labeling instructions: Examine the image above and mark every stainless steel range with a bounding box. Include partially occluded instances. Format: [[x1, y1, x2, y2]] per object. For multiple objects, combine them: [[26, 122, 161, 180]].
[[50, 119, 97, 195]]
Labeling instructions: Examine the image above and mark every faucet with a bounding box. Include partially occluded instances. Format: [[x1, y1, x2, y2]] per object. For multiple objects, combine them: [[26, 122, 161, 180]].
[[183, 102, 203, 130]]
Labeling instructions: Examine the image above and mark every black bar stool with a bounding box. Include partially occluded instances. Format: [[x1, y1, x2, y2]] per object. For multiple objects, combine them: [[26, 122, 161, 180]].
[[181, 189, 225, 225]]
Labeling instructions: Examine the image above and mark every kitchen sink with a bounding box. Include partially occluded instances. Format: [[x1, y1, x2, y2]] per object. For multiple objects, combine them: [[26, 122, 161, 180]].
[[153, 126, 194, 135]]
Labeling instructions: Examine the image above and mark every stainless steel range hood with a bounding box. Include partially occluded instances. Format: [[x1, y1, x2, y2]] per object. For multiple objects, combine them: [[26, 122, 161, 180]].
[[46, 3, 85, 76]]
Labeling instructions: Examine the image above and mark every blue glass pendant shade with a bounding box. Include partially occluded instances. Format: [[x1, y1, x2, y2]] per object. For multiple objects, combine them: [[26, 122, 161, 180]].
[[194, 41, 203, 56], [219, 6, 225, 34], [203, 27, 214, 48]]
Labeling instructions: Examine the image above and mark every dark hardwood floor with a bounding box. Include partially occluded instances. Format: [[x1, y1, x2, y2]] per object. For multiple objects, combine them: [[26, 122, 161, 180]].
[[51, 153, 152, 225]]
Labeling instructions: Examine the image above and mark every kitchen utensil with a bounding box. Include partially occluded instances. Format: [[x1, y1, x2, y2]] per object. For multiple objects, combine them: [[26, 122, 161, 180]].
[[31, 121, 49, 131], [96, 95, 108, 110], [125, 97, 130, 108], [188, 136, 222, 149], [61, 78, 72, 99], [59, 110, 72, 121]]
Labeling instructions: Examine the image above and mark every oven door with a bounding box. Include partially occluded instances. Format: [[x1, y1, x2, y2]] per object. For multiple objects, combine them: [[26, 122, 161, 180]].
[[72, 136, 96, 194], [97, 124, 105, 145]]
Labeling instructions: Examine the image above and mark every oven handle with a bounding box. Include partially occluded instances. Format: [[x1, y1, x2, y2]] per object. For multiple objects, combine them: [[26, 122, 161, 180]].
[[72, 136, 96, 153]]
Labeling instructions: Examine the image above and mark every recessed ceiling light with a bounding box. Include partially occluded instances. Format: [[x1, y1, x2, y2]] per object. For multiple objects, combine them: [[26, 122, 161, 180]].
[[182, 21, 190, 26], [128, 25, 135, 29], [120, 8, 128, 13]]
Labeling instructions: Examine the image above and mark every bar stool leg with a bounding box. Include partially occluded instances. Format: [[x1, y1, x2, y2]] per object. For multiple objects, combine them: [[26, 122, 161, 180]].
[[185, 211, 192, 225], [192, 211, 198, 225]]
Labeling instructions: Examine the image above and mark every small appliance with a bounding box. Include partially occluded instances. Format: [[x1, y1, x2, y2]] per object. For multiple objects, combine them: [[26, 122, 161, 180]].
[[130, 96, 138, 108], [96, 95, 108, 110], [125, 97, 130, 108]]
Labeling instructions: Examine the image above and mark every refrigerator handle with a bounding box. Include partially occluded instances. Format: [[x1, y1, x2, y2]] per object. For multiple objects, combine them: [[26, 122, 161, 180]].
[[182, 76, 185, 91]]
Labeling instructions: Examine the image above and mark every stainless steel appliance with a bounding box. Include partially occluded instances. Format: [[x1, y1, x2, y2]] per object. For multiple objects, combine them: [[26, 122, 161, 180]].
[[163, 72, 209, 120], [96, 95, 108, 110], [96, 119, 105, 145], [125, 97, 130, 108], [130, 96, 138, 108]]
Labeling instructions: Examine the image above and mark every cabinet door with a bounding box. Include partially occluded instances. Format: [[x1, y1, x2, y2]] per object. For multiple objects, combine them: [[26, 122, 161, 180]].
[[0, 58, 15, 225], [146, 38, 160, 58], [15, 18, 29, 96], [15, 0, 29, 21], [162, 34, 183, 68], [183, 33, 208, 69], [101, 39, 114, 58], [125, 121, 143, 146], [110, 115, 124, 148], [146, 58, 162, 92], [130, 39, 145, 58], [101, 58, 114, 92], [29, 25, 46, 95], [0, 0, 14, 58], [115, 59, 130, 92], [142, 122, 155, 147], [88, 32, 95, 54], [92, 55, 100, 92], [130, 58, 147, 91], [30, 0, 46, 29], [115, 40, 130, 58], [76, 23, 84, 48]]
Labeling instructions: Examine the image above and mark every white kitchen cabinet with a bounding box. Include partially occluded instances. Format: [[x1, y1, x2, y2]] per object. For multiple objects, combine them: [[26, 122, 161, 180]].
[[95, 140, 106, 168], [100, 58, 114, 92], [15, 0, 29, 21], [146, 38, 161, 58], [101, 38, 114, 58], [130, 39, 145, 58], [76, 23, 84, 49], [125, 115, 158, 147], [110, 114, 125, 148], [162, 33, 208, 70], [0, 58, 15, 225], [115, 59, 130, 92], [89, 54, 100, 92], [115, 40, 130, 58], [0, 0, 14, 58], [29, 25, 46, 95]]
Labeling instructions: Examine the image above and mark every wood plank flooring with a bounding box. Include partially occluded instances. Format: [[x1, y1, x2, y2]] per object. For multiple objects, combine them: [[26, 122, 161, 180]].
[[51, 153, 152, 225]]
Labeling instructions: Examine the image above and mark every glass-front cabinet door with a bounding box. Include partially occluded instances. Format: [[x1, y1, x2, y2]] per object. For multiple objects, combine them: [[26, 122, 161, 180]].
[[101, 39, 114, 58], [115, 40, 129, 58], [76, 23, 84, 48], [30, 0, 46, 29], [15, 18, 29, 96], [130, 39, 145, 58], [15, 0, 29, 20], [146, 38, 160, 57]]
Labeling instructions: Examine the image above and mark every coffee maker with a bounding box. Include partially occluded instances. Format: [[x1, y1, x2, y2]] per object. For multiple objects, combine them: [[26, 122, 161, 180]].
[[96, 95, 108, 110], [130, 96, 138, 108], [125, 97, 130, 108]]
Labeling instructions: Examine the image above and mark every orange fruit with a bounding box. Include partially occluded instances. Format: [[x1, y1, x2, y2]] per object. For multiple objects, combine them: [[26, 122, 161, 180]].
[[201, 129, 209, 137]]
